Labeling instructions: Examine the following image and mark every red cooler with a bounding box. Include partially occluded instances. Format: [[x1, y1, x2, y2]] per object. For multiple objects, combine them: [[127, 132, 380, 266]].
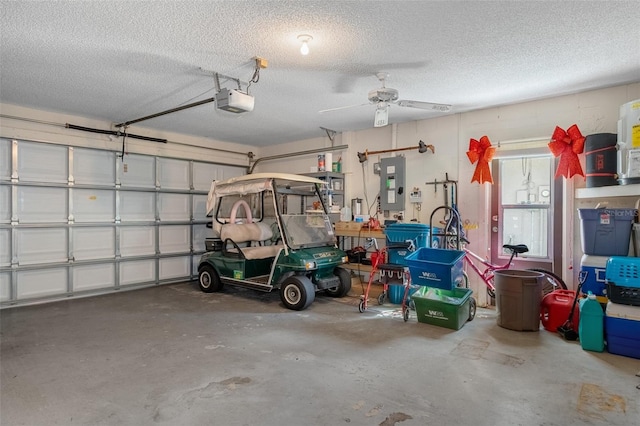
[[541, 290, 579, 332]]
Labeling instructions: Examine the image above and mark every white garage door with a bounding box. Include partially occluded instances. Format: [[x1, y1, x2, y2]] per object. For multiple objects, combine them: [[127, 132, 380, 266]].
[[0, 138, 246, 307]]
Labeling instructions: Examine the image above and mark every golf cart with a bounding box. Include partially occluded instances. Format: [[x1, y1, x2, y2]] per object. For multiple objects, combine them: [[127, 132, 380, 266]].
[[197, 172, 351, 310]]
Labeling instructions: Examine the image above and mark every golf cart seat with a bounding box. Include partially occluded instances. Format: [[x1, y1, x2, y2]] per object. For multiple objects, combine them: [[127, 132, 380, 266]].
[[220, 222, 283, 260]]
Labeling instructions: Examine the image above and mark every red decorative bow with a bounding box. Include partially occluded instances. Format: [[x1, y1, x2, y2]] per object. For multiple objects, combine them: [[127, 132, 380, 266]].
[[467, 136, 496, 184], [548, 124, 585, 179]]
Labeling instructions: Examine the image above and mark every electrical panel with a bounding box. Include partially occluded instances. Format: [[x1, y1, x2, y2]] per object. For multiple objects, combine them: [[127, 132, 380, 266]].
[[379, 156, 405, 211]]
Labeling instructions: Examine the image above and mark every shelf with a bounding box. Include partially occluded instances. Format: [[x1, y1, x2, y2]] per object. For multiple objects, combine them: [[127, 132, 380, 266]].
[[342, 263, 374, 272], [335, 229, 386, 239], [575, 184, 640, 199]]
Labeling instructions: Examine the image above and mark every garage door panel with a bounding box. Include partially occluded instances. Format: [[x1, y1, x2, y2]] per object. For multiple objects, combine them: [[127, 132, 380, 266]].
[[119, 154, 155, 188], [159, 193, 189, 221], [192, 162, 220, 191], [73, 227, 115, 261], [120, 191, 155, 222], [192, 194, 208, 221], [120, 259, 155, 285], [158, 158, 189, 190], [17, 228, 68, 265], [0, 186, 9, 223], [192, 224, 211, 252], [73, 264, 115, 291], [17, 268, 68, 299], [73, 189, 115, 222], [18, 186, 67, 223], [159, 225, 190, 254], [0, 272, 10, 302], [73, 148, 115, 185], [18, 142, 67, 183], [160, 256, 190, 280], [0, 138, 10, 180], [120, 226, 155, 257], [0, 229, 10, 266]]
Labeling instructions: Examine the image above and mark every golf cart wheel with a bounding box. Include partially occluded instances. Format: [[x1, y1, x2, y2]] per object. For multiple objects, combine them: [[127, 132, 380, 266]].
[[358, 299, 366, 313], [403, 307, 410, 322], [280, 275, 315, 311], [325, 267, 352, 298], [377, 292, 385, 305], [468, 297, 477, 321], [198, 264, 223, 293]]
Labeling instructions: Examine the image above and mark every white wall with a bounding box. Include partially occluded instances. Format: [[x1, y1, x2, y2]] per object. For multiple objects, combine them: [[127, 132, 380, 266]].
[[257, 82, 640, 301]]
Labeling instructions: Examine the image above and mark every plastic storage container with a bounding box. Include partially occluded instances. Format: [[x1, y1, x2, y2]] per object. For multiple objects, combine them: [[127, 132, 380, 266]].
[[605, 256, 640, 306], [584, 133, 618, 187], [605, 302, 640, 359], [540, 290, 579, 332], [385, 222, 440, 249], [579, 294, 605, 352], [411, 286, 473, 330], [579, 254, 609, 297], [405, 247, 465, 290], [578, 208, 636, 256], [494, 269, 544, 331]]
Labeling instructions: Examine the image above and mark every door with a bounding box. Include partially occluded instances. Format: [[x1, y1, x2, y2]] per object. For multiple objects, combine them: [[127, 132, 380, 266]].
[[490, 154, 563, 274]]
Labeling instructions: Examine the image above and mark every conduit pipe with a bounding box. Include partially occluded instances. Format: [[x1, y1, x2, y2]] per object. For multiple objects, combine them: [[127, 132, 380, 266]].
[[248, 144, 349, 174]]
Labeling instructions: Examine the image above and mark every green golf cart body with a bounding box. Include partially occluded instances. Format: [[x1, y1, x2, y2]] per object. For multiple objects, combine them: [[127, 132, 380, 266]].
[[197, 172, 351, 310]]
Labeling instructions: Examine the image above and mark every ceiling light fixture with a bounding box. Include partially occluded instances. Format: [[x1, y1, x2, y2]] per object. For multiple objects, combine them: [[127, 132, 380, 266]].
[[297, 34, 313, 56]]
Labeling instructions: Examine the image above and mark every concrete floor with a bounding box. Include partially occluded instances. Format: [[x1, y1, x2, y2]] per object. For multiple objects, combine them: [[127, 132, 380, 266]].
[[1, 282, 639, 426]]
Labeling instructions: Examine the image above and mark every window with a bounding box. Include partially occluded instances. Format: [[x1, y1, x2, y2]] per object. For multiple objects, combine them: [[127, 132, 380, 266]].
[[499, 156, 552, 258]]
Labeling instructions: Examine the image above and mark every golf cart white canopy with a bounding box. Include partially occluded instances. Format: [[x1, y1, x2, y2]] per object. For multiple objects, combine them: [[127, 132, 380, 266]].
[[206, 172, 326, 216]]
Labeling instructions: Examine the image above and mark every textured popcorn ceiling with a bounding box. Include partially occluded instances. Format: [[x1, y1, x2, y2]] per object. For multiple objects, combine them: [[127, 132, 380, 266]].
[[1, 1, 639, 146]]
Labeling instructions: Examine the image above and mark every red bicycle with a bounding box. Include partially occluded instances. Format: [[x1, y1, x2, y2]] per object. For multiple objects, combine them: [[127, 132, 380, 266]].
[[460, 242, 567, 299], [434, 205, 567, 298]]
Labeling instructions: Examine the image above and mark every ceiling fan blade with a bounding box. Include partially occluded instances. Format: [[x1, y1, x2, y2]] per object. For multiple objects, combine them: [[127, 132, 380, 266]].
[[396, 100, 451, 112], [319, 103, 370, 114]]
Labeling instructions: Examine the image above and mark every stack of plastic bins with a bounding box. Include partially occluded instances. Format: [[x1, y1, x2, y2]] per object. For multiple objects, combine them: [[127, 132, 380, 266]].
[[604, 256, 640, 358], [578, 208, 636, 306], [384, 223, 440, 304]]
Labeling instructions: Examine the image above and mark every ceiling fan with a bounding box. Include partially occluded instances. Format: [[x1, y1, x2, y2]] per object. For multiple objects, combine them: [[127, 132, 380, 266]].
[[319, 72, 452, 127]]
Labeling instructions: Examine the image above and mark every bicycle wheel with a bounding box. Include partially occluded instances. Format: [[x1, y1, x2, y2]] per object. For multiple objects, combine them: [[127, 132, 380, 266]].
[[528, 268, 567, 297]]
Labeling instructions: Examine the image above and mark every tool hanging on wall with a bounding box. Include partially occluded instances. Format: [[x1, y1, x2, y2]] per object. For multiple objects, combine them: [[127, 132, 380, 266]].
[[357, 140, 434, 163], [425, 173, 458, 207]]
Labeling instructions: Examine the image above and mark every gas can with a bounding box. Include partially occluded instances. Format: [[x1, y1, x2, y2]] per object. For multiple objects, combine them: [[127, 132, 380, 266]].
[[540, 290, 579, 332], [579, 293, 605, 352]]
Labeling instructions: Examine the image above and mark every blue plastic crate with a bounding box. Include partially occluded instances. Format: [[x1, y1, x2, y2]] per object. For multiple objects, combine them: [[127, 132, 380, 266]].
[[405, 247, 465, 290], [385, 223, 441, 249], [606, 256, 640, 288]]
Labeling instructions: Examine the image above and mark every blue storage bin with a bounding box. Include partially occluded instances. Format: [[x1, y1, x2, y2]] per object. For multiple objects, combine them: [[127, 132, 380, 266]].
[[387, 245, 412, 266], [578, 208, 636, 256], [405, 247, 465, 290], [385, 223, 441, 249]]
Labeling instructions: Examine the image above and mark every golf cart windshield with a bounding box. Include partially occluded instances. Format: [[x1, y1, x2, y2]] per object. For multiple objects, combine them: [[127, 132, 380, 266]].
[[206, 173, 337, 250]]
